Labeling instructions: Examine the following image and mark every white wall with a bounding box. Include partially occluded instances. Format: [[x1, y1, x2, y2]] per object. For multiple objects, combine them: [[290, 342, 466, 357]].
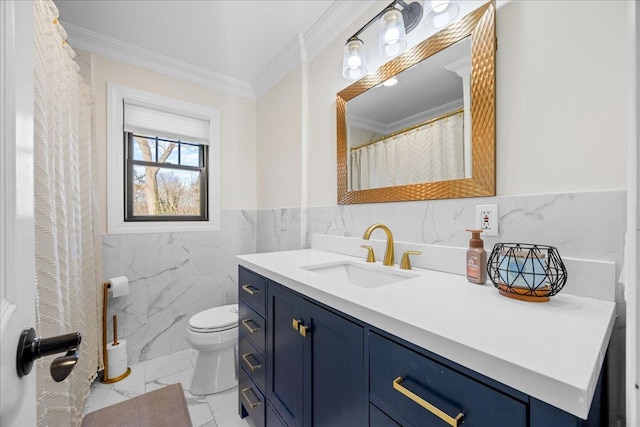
[[257, 0, 628, 209], [496, 0, 627, 196], [257, 66, 303, 209], [91, 54, 258, 232]]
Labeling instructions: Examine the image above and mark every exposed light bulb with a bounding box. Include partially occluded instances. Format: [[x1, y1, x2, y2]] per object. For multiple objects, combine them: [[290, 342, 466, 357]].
[[348, 55, 361, 69], [384, 28, 401, 45], [431, 0, 449, 13], [342, 38, 367, 80], [424, 0, 459, 29], [378, 7, 407, 58]]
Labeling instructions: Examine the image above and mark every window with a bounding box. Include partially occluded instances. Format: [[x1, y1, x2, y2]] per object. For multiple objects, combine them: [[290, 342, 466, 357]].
[[125, 133, 207, 221], [107, 84, 220, 234]]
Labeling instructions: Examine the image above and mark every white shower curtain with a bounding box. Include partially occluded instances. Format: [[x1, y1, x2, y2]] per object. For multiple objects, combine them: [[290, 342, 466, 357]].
[[33, 1, 102, 425], [351, 112, 464, 191]]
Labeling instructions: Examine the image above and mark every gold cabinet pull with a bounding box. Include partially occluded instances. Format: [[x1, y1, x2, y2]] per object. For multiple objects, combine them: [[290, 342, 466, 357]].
[[292, 318, 301, 331], [241, 387, 262, 409], [299, 324, 310, 337], [241, 319, 260, 334], [241, 284, 258, 295], [392, 377, 464, 427], [241, 353, 262, 371]]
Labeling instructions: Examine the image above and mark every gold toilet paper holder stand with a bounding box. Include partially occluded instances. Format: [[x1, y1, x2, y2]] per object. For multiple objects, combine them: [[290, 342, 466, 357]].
[[101, 281, 131, 384]]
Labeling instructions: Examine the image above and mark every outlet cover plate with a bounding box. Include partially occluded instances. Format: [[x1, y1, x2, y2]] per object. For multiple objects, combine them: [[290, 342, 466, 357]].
[[476, 204, 498, 236]]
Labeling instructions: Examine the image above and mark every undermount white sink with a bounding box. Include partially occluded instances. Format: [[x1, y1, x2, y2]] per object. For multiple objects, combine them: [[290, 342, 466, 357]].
[[301, 261, 417, 288]]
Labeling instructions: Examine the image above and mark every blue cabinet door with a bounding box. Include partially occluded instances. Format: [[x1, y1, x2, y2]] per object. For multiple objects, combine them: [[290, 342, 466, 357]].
[[267, 281, 366, 427], [267, 281, 305, 427], [306, 301, 365, 427]]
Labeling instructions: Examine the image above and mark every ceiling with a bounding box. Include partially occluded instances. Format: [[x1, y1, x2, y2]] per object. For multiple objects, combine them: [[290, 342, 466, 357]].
[[348, 37, 470, 133], [55, 0, 374, 99]]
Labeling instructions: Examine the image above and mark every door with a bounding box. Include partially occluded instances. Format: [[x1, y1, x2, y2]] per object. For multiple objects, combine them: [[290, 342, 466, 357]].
[[0, 1, 37, 426]]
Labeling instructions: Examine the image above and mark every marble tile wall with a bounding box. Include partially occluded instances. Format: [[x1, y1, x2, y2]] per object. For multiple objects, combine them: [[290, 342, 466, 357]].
[[102, 210, 256, 364], [104, 190, 627, 409], [258, 190, 626, 281], [256, 208, 302, 253]]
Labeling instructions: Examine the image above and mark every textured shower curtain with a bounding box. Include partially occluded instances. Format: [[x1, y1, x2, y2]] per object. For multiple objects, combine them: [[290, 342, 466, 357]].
[[33, 1, 102, 425], [351, 112, 464, 190]]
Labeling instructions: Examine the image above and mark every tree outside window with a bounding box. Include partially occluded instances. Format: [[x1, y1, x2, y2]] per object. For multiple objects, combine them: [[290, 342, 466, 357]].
[[125, 133, 207, 221]]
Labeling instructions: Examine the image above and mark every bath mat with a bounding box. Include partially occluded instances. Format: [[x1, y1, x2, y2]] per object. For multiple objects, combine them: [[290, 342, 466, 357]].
[[81, 383, 191, 427]]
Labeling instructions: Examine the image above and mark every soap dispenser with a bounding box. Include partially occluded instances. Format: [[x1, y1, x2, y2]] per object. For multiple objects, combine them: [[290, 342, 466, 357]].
[[465, 229, 487, 284]]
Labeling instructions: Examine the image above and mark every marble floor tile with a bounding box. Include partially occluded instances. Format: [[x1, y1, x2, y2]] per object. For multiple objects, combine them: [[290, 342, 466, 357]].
[[84, 350, 249, 427], [83, 362, 146, 415], [145, 367, 194, 393], [143, 348, 194, 382], [206, 387, 251, 427]]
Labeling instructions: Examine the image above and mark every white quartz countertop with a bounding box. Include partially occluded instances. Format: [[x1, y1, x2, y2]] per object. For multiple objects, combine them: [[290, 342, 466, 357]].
[[237, 249, 616, 419]]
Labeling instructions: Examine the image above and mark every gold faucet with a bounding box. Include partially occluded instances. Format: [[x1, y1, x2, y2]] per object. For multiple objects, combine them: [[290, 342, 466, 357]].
[[362, 224, 394, 266]]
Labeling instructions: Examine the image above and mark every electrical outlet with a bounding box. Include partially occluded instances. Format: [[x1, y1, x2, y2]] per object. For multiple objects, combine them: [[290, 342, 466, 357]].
[[475, 204, 498, 236]]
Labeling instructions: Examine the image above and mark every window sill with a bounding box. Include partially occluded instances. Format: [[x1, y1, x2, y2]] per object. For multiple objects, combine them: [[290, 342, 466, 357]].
[[107, 219, 221, 235]]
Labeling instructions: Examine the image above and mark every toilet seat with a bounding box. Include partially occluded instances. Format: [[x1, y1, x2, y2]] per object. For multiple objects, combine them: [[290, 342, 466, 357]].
[[188, 304, 238, 333]]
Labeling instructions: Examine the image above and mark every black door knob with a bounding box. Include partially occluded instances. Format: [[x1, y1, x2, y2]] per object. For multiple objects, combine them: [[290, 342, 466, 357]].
[[16, 328, 81, 382]]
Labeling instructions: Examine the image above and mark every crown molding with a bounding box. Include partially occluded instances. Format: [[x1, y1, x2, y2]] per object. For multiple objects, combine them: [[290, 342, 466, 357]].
[[252, 1, 376, 99], [303, 1, 376, 62], [62, 21, 255, 100], [63, 1, 376, 102]]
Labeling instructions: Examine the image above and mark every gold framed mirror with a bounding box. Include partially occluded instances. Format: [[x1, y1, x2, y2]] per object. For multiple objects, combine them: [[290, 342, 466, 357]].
[[337, 1, 495, 204]]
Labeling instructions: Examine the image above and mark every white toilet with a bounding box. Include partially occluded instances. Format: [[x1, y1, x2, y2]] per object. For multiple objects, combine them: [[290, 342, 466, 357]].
[[186, 304, 239, 395]]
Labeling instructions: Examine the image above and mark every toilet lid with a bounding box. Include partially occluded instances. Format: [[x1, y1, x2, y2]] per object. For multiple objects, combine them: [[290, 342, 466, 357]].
[[188, 304, 238, 333]]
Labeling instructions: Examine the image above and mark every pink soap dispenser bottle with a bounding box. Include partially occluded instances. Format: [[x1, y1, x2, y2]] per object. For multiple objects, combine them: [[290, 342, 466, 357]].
[[465, 229, 487, 284]]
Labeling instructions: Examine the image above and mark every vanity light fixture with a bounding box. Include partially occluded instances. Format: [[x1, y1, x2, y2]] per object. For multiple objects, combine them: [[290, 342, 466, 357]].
[[378, 6, 408, 57], [342, 0, 423, 80], [424, 0, 460, 29], [342, 37, 367, 80]]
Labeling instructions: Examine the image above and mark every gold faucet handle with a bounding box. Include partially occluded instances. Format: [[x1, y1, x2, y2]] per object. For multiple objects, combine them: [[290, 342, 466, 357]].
[[360, 245, 376, 263], [400, 251, 422, 270]]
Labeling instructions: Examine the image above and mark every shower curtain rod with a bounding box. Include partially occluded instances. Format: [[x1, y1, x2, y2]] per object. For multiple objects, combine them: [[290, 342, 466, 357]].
[[350, 108, 464, 151]]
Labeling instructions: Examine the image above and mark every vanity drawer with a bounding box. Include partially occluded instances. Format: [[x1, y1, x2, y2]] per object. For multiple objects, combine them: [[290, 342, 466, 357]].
[[239, 302, 266, 354], [240, 367, 265, 427], [239, 334, 265, 393], [370, 404, 402, 427], [239, 267, 266, 316], [370, 333, 527, 427]]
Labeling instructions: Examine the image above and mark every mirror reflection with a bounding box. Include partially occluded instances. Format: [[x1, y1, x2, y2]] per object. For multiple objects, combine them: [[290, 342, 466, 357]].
[[336, 1, 495, 205], [346, 38, 471, 191]]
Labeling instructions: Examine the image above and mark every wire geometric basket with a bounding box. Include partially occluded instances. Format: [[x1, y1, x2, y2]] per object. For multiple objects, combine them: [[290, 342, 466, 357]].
[[487, 243, 567, 302]]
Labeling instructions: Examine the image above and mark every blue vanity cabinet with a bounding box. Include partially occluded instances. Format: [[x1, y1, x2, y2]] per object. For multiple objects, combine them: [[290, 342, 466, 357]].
[[238, 265, 605, 427], [238, 267, 268, 426], [266, 281, 366, 427], [369, 332, 527, 427]]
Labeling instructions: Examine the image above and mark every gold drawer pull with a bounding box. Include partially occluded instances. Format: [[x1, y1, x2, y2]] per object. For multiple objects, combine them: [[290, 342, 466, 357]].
[[241, 319, 260, 334], [392, 377, 464, 427], [241, 387, 262, 409], [241, 284, 259, 296], [242, 353, 262, 371]]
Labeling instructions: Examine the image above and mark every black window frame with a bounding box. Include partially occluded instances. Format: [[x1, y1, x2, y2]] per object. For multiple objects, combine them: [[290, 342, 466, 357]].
[[124, 132, 209, 222]]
